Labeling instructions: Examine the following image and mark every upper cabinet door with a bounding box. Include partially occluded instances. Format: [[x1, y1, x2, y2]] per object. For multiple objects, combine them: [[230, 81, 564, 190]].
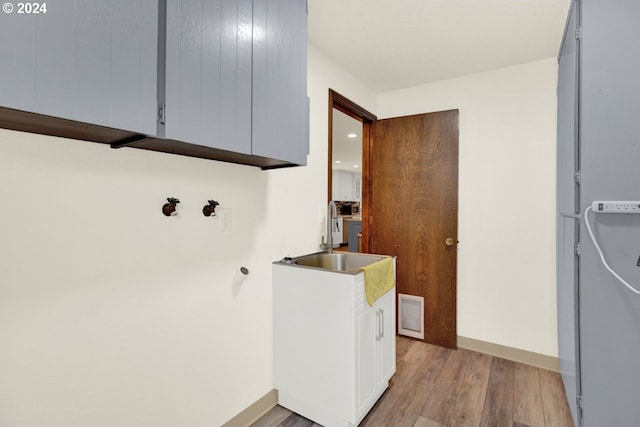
[[0, 0, 158, 136], [252, 0, 309, 165], [164, 0, 253, 154], [0, 0, 308, 168]]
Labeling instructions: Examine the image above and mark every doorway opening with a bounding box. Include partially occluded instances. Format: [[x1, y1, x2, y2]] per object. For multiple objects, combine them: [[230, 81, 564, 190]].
[[328, 90, 376, 253]]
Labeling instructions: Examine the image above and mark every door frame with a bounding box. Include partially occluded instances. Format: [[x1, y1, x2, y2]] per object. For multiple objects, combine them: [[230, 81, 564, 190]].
[[328, 89, 377, 252]]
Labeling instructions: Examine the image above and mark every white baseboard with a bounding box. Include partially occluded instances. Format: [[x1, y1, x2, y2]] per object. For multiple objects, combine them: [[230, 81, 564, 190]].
[[457, 335, 560, 372], [221, 389, 278, 427]]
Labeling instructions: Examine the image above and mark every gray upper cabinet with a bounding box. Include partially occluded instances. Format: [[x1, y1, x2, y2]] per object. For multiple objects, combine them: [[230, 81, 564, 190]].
[[163, 0, 253, 154], [253, 0, 309, 165], [0, 0, 158, 136], [161, 0, 309, 166], [0, 0, 308, 168]]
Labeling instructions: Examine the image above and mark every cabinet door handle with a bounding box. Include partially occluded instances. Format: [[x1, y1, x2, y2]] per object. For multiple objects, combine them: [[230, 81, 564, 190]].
[[375, 310, 380, 340], [380, 309, 384, 338]]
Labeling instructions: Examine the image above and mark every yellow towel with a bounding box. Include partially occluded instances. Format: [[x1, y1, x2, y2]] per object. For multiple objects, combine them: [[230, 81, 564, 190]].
[[359, 257, 395, 306]]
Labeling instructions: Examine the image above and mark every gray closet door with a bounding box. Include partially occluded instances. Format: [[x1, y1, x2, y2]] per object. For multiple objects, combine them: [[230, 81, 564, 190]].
[[557, 0, 580, 217], [0, 0, 158, 135], [557, 215, 580, 424], [252, 0, 309, 165], [578, 1, 640, 426], [164, 0, 252, 154], [556, 2, 581, 425]]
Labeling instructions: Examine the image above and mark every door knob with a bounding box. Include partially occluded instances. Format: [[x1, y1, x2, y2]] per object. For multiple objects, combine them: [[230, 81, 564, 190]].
[[445, 237, 455, 246]]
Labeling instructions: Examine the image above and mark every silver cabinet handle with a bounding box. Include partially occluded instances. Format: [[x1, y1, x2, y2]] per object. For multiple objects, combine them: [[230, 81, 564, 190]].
[[380, 309, 384, 338], [375, 310, 380, 340]]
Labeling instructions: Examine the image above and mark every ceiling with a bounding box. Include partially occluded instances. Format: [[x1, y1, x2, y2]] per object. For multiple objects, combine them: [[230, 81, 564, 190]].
[[308, 0, 572, 92]]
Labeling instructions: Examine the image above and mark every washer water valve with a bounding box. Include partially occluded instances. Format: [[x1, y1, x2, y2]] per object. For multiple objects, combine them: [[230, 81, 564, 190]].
[[162, 197, 180, 216], [203, 200, 220, 217]]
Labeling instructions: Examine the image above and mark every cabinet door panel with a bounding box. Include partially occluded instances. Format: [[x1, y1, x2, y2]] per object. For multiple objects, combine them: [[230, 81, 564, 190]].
[[166, 0, 203, 145], [34, 1, 77, 120], [110, 0, 159, 134], [253, 0, 308, 164], [0, 0, 158, 135], [0, 10, 37, 111], [378, 290, 396, 388], [557, 216, 579, 423], [165, 0, 252, 154], [75, 0, 159, 134], [334, 170, 355, 200], [75, 0, 113, 126], [557, 0, 579, 215], [220, 1, 252, 147], [355, 174, 362, 201], [355, 303, 377, 414]]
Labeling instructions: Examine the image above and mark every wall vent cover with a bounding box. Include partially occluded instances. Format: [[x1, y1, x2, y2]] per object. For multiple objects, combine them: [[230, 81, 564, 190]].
[[398, 293, 424, 339]]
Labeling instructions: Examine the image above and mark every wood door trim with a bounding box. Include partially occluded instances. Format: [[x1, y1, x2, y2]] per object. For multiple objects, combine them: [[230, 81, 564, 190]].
[[330, 90, 376, 123], [328, 89, 377, 252]]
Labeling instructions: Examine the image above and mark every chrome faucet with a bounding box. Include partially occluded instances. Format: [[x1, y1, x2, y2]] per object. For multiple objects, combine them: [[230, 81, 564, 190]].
[[326, 200, 337, 253]]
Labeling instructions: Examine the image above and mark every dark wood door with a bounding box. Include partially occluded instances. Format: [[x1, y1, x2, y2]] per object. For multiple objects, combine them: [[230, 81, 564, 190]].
[[370, 110, 459, 348]]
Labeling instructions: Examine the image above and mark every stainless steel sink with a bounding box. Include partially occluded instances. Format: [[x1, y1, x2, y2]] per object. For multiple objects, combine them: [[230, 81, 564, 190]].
[[286, 251, 388, 273]]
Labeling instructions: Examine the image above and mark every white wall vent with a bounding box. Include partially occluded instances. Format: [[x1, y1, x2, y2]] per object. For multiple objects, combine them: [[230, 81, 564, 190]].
[[398, 293, 424, 340]]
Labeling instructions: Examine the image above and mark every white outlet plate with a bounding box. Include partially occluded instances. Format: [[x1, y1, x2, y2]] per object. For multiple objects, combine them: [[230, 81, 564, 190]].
[[219, 208, 232, 231], [592, 201, 640, 213]]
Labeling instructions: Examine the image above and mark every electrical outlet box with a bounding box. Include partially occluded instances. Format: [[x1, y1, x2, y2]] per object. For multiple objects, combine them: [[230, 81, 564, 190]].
[[592, 201, 640, 213], [219, 208, 232, 231]]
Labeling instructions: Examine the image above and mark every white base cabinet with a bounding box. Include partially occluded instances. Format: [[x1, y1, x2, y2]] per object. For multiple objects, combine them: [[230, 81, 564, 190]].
[[273, 261, 396, 427]]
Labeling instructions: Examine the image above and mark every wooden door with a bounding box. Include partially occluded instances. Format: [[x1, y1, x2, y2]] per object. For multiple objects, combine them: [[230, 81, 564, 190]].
[[370, 110, 459, 348]]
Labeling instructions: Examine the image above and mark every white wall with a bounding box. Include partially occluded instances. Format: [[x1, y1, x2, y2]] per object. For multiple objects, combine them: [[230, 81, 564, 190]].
[[377, 58, 558, 357], [0, 134, 278, 427], [0, 40, 558, 424], [0, 44, 375, 427], [268, 44, 377, 259]]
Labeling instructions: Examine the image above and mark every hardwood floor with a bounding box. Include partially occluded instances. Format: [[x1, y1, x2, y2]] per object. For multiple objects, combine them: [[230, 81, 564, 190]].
[[251, 336, 574, 427]]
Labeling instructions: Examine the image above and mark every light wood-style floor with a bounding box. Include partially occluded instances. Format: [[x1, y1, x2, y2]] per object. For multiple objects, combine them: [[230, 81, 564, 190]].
[[251, 336, 574, 427]]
